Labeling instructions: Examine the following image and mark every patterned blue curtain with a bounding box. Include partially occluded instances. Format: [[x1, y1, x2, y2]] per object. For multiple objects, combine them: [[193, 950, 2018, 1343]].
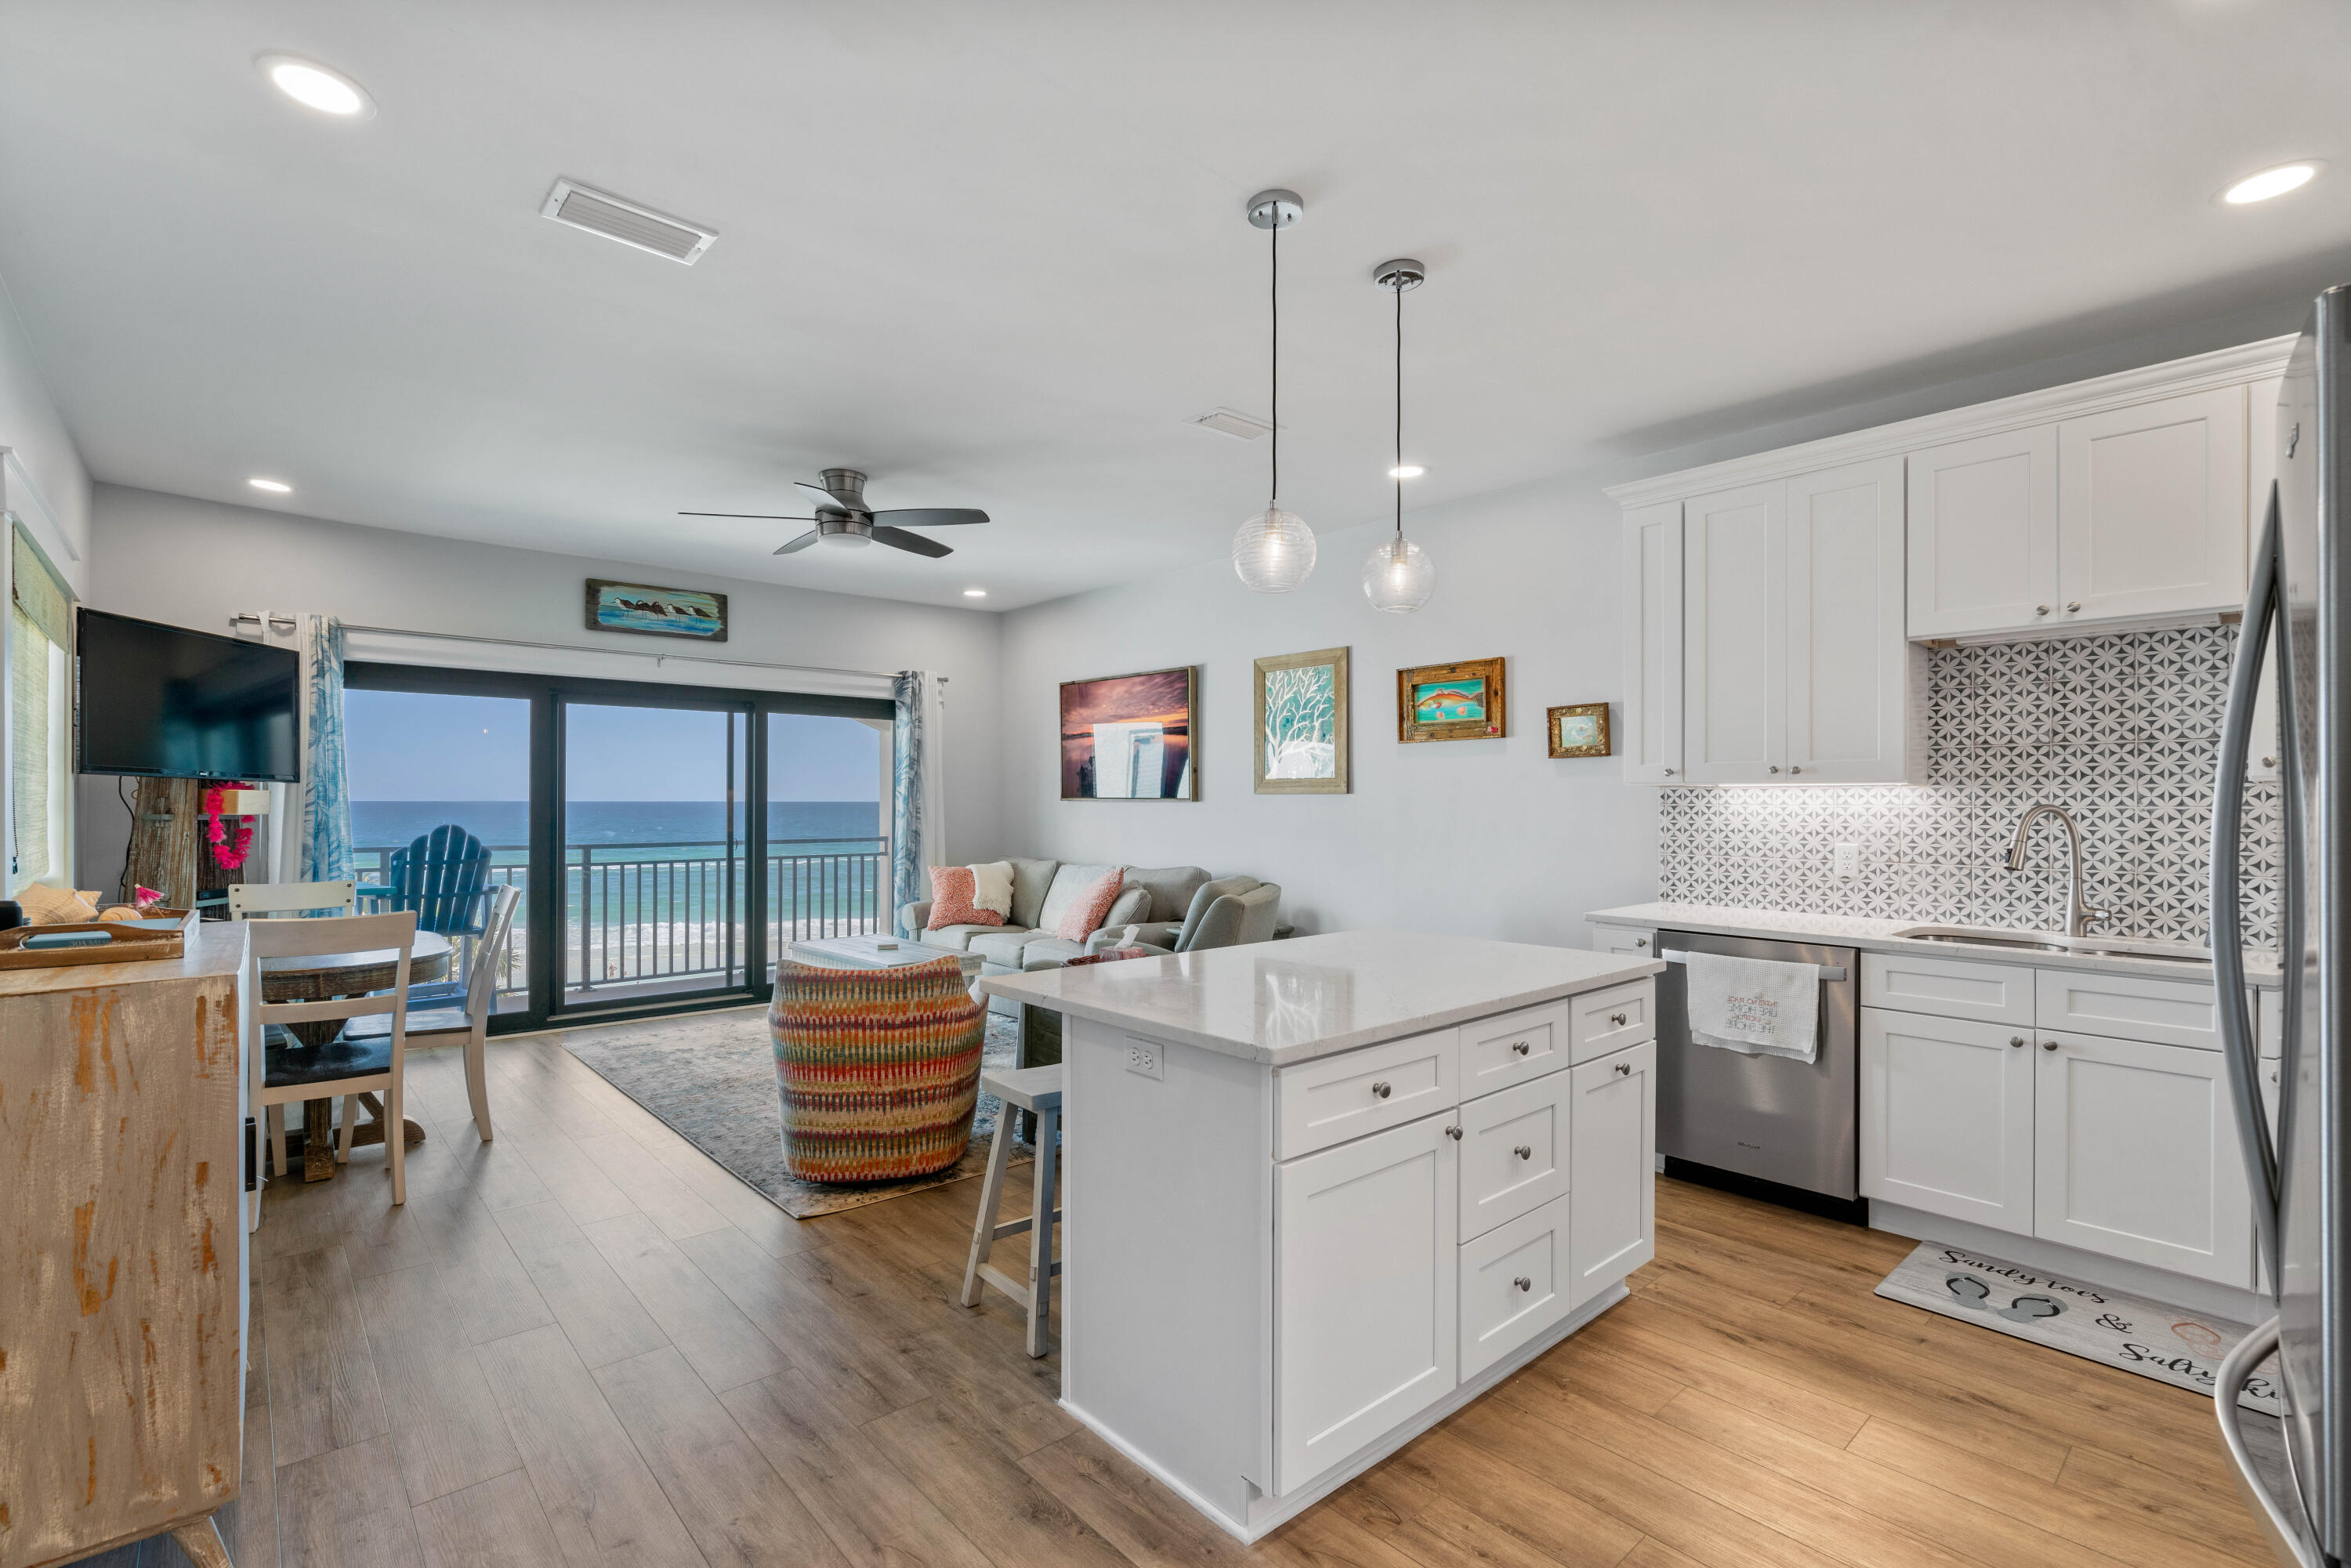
[[891, 671, 933, 929], [299, 614, 353, 884]]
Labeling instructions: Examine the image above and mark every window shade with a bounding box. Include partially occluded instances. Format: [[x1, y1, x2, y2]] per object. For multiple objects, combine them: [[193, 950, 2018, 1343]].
[[9, 527, 70, 886], [10, 526, 71, 648]]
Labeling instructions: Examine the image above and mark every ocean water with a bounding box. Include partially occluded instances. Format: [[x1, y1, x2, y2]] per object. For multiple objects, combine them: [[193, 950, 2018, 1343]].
[[351, 799, 881, 854]]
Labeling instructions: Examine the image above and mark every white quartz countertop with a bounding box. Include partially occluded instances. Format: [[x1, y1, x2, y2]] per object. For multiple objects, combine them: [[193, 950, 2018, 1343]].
[[978, 929, 1664, 1066], [1584, 902, 2283, 988]]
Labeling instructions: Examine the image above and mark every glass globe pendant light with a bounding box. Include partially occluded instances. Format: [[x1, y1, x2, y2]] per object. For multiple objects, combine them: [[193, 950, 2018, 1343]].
[[1233, 189, 1317, 592], [1363, 257, 1436, 613]]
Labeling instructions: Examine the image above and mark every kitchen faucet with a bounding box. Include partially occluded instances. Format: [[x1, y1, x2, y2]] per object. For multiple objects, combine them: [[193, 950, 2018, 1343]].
[[2005, 804, 2110, 938]]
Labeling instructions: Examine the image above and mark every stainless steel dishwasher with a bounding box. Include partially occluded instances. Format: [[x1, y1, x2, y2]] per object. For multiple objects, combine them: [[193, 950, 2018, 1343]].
[[1655, 928, 1863, 1221]]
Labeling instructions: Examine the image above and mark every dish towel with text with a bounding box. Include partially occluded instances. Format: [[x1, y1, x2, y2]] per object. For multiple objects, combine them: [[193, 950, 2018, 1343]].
[[1683, 951, 1821, 1063]]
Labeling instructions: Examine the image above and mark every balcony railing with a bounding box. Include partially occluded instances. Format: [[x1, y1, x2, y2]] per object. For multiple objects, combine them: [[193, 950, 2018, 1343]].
[[352, 836, 888, 1004]]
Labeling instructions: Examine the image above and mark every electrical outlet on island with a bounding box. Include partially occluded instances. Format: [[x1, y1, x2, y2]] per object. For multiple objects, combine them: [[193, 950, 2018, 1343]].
[[1834, 842, 1860, 881], [1125, 1037, 1164, 1079]]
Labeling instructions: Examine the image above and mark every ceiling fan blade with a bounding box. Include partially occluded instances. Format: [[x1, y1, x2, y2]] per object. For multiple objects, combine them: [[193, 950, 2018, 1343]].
[[869, 525, 953, 559], [772, 530, 824, 555], [871, 507, 989, 527], [796, 480, 864, 514], [680, 511, 818, 521]]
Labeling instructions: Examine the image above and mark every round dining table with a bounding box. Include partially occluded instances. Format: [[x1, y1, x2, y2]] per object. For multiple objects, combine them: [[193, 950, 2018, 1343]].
[[260, 931, 454, 1182]]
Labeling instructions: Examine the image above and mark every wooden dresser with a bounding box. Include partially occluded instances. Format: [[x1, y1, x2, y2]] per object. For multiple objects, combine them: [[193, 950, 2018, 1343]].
[[0, 925, 248, 1568]]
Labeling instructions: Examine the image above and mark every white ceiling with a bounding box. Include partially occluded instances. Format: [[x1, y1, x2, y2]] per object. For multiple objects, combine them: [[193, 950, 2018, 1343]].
[[3, 1, 2349, 610]]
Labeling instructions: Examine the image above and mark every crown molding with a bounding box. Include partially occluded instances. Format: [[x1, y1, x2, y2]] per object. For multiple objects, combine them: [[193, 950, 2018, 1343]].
[[1603, 334, 2299, 508]]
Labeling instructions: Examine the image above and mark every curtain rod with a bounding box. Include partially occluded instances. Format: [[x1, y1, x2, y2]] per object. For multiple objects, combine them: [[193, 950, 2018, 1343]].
[[298, 618, 936, 685]]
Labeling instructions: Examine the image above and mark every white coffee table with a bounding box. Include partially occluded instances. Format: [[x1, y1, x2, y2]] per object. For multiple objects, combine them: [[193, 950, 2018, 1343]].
[[787, 933, 984, 979]]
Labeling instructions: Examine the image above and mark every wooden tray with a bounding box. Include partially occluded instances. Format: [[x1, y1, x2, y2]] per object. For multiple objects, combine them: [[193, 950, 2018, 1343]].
[[0, 909, 196, 969]]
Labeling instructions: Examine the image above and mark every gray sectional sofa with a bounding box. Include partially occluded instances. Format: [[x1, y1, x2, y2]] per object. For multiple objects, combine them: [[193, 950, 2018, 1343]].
[[898, 859, 1281, 985]]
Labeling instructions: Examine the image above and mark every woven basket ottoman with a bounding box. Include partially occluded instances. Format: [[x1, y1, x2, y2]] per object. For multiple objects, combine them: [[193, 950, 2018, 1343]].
[[769, 954, 987, 1182]]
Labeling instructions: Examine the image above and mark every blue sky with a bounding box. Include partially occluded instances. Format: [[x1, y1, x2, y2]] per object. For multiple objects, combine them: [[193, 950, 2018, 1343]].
[[345, 690, 881, 801]]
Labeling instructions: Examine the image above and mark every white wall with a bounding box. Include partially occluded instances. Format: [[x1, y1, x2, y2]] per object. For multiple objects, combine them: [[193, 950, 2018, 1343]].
[[0, 273, 91, 588], [997, 473, 1653, 943], [76, 484, 1003, 893]]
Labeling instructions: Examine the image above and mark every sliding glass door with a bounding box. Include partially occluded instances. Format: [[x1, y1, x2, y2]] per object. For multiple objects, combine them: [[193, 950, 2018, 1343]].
[[560, 699, 750, 1008], [344, 661, 893, 1032]]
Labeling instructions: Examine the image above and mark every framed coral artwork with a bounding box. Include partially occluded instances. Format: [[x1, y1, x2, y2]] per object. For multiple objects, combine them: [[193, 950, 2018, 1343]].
[[1396, 657, 1505, 744], [1254, 646, 1349, 794]]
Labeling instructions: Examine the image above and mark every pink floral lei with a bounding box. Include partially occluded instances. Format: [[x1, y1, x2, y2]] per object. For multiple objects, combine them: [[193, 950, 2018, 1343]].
[[202, 782, 259, 871]]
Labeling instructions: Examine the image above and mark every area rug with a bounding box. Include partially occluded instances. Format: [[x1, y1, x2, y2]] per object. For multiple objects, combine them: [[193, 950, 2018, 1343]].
[[1876, 1240, 2281, 1414], [561, 1007, 1024, 1219]]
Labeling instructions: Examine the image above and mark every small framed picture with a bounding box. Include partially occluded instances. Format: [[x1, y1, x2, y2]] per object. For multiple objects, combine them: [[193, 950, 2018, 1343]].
[[1548, 702, 1612, 759], [585, 579, 729, 641], [1255, 646, 1349, 794], [1397, 657, 1505, 744]]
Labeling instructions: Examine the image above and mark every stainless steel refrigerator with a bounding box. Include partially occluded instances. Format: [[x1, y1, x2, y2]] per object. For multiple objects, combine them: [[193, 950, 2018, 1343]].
[[2213, 284, 2351, 1568]]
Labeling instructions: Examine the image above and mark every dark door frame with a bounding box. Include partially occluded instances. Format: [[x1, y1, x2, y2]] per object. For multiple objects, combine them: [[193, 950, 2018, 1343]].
[[346, 661, 893, 1034]]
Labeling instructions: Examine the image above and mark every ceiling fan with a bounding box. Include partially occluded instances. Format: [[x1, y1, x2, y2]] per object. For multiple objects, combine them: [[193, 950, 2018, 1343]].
[[680, 468, 989, 556]]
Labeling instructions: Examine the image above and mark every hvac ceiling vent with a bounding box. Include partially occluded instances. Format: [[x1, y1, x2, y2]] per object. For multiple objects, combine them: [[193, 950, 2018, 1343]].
[[540, 178, 717, 264], [1193, 407, 1272, 440]]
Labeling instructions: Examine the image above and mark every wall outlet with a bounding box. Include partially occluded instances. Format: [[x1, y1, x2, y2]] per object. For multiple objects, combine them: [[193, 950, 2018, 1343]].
[[1125, 1037, 1164, 1080], [1834, 842, 1860, 881]]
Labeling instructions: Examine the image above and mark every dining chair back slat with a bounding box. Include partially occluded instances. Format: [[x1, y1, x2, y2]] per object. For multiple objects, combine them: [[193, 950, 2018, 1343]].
[[227, 880, 356, 918], [465, 885, 523, 1019]]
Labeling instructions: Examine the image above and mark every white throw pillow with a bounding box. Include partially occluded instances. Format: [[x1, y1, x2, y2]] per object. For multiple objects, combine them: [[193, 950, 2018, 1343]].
[[967, 860, 1015, 919]]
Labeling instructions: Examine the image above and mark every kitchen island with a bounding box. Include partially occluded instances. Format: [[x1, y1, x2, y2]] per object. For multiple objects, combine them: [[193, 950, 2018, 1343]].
[[979, 929, 1662, 1541]]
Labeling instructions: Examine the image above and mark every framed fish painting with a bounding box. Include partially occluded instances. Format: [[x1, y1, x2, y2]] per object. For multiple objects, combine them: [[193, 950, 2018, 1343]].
[[585, 578, 729, 642], [1396, 657, 1505, 744]]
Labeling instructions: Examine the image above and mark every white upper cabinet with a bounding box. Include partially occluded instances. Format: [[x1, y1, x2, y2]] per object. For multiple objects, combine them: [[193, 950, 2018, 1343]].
[[1906, 427, 2059, 638], [2247, 375, 2284, 780], [1620, 502, 1684, 783], [1785, 458, 1916, 782], [2056, 386, 2247, 627], [1681, 483, 1784, 783]]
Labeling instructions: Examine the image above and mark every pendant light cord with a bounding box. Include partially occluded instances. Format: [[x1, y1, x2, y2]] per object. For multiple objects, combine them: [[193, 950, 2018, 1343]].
[[1269, 219, 1279, 507], [1394, 276, 1404, 538]]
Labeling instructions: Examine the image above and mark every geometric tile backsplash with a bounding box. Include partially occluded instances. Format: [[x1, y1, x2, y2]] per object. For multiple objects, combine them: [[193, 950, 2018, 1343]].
[[1658, 625, 2283, 947]]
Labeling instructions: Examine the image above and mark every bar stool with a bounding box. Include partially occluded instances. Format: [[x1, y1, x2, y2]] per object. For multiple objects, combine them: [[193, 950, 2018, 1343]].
[[960, 1063, 1062, 1357]]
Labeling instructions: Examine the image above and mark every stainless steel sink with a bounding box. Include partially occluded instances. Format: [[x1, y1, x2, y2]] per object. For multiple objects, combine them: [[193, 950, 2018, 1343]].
[[1890, 925, 2213, 965]]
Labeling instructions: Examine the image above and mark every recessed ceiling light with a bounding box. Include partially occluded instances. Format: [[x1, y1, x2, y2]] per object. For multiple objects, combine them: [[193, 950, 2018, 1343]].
[[1389, 464, 1426, 480], [2222, 161, 2322, 205], [257, 55, 375, 119], [962, 588, 987, 598], [247, 477, 291, 494]]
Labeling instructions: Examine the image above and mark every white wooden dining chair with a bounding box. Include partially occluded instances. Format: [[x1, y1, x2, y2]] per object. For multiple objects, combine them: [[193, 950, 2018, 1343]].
[[244, 910, 417, 1210], [226, 880, 356, 918], [349, 883, 518, 1142]]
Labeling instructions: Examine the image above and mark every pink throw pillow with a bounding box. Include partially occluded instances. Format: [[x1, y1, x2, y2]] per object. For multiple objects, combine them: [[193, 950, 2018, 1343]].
[[1056, 867, 1128, 941], [927, 866, 1005, 929]]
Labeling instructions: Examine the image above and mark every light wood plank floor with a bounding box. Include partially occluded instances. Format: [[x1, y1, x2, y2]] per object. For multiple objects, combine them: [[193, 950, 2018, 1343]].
[[82, 1015, 2275, 1568]]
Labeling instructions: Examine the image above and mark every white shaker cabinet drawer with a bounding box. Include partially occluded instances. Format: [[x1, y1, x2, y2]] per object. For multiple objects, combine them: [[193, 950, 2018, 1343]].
[[2034, 969, 2219, 1051], [1570, 980, 1657, 1063], [1462, 999, 1574, 1099], [1458, 1070, 1573, 1241], [1274, 1027, 1459, 1161], [1458, 1194, 1572, 1378], [1591, 926, 1656, 958], [1861, 951, 2036, 1026]]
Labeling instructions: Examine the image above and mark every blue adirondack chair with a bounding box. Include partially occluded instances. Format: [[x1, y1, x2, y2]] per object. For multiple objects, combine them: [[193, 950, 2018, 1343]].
[[357, 824, 494, 1000]]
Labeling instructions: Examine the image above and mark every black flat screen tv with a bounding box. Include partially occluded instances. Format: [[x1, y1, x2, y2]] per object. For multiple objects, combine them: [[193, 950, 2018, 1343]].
[[74, 609, 300, 781]]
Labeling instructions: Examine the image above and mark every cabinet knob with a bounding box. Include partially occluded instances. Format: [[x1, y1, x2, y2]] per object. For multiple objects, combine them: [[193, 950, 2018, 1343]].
[[2035, 604, 2051, 616], [1662, 768, 1676, 777], [1634, 937, 1648, 948], [1371, 1081, 1392, 1099], [1610, 1012, 1628, 1026], [1769, 765, 1782, 774], [1789, 765, 1803, 775], [1513, 1144, 1533, 1160], [2042, 1040, 2059, 1052], [1445, 1124, 1462, 1140], [1511, 1040, 1531, 1056], [2264, 756, 2278, 769], [1615, 1062, 1632, 1077], [1512, 1276, 1533, 1292], [2010, 1035, 2026, 1048], [2066, 601, 2081, 613]]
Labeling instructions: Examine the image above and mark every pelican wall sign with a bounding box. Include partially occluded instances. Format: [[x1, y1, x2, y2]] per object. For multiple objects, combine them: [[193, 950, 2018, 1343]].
[[585, 578, 729, 642]]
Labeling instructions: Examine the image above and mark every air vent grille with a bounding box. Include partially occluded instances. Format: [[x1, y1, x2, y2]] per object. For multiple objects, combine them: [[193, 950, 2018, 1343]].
[[1194, 407, 1272, 440], [541, 179, 717, 264]]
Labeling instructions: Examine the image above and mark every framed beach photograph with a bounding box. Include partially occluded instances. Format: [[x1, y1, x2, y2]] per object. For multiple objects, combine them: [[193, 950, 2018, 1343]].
[[1548, 702, 1612, 758], [585, 578, 729, 642], [1060, 665, 1198, 799], [1254, 646, 1349, 795], [1397, 657, 1505, 744]]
